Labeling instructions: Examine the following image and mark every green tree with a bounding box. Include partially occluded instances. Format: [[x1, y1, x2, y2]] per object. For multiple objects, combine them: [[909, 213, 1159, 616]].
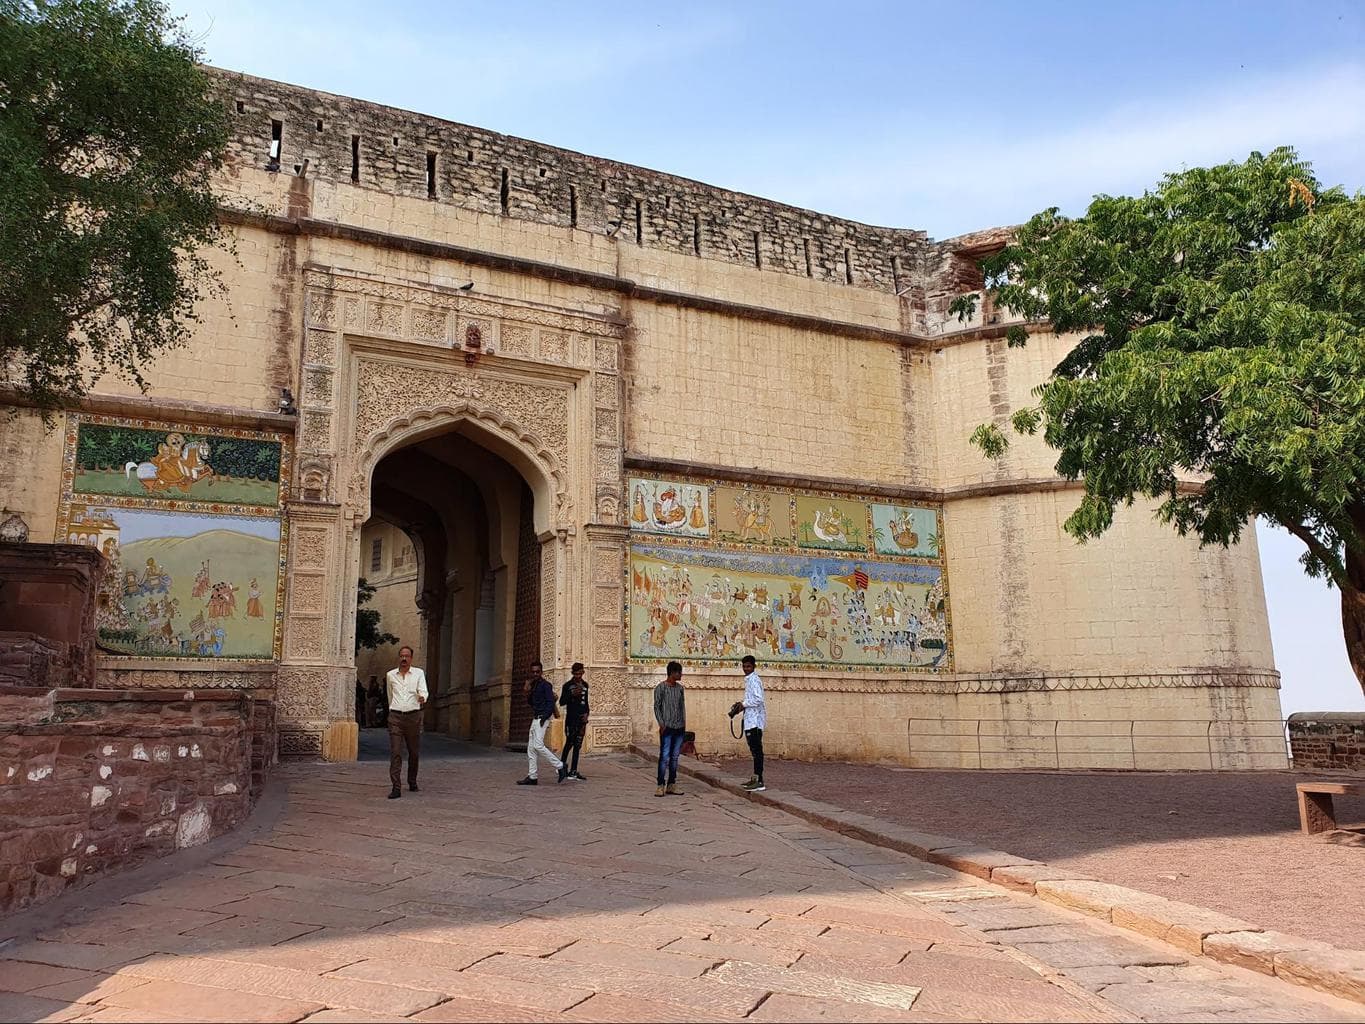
[[355, 577, 399, 654], [951, 148, 1365, 697], [0, 0, 229, 414]]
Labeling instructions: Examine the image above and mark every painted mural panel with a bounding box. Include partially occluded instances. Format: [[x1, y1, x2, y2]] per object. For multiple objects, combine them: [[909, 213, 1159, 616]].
[[713, 485, 794, 547], [871, 503, 940, 559], [57, 414, 291, 662], [73, 422, 283, 507], [794, 494, 868, 552], [629, 544, 949, 670], [75, 506, 283, 658], [628, 477, 710, 538]]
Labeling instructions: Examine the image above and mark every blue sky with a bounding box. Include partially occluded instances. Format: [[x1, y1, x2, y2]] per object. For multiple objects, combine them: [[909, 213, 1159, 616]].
[[168, 0, 1365, 714]]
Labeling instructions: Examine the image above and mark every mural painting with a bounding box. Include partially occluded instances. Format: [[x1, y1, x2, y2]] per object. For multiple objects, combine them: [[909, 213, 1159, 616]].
[[76, 506, 282, 658], [795, 494, 868, 552], [73, 422, 283, 507], [629, 544, 948, 669], [58, 415, 290, 661], [628, 476, 709, 538], [871, 503, 940, 559], [713, 486, 794, 547]]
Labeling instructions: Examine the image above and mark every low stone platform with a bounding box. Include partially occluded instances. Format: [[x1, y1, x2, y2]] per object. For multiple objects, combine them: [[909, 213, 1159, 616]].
[[2, 747, 1362, 1022]]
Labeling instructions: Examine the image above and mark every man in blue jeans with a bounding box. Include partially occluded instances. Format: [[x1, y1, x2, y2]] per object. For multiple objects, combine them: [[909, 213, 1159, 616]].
[[653, 660, 686, 797]]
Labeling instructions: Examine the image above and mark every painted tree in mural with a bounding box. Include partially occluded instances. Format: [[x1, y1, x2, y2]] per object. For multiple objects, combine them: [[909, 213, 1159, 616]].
[[952, 147, 1365, 697], [355, 578, 399, 654], [0, 0, 229, 414]]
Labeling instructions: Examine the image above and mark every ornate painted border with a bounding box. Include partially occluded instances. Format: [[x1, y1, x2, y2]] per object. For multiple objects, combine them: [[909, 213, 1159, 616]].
[[624, 471, 954, 674], [56, 412, 294, 664]]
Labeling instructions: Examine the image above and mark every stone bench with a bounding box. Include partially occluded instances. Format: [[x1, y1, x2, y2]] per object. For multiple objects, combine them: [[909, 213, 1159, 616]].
[[1296, 781, 1363, 834]]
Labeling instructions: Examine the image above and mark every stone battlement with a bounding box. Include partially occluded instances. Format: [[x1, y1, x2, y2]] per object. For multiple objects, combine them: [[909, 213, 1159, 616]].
[[211, 68, 990, 302]]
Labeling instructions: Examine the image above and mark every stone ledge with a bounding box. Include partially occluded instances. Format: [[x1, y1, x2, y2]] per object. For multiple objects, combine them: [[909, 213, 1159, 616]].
[[627, 746, 1365, 1007]]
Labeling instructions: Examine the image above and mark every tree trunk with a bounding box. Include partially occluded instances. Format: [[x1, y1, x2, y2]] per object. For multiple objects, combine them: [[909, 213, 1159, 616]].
[[1344, 563, 1365, 701]]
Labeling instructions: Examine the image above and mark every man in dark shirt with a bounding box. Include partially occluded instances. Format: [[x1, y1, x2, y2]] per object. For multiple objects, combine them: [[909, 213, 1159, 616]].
[[518, 660, 567, 786], [653, 660, 687, 797], [559, 662, 590, 781]]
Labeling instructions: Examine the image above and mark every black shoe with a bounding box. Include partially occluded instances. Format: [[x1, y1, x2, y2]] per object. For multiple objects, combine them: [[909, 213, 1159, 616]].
[[408, 783, 419, 792], [388, 788, 401, 799], [516, 776, 538, 786], [557, 765, 568, 784], [571, 771, 586, 781]]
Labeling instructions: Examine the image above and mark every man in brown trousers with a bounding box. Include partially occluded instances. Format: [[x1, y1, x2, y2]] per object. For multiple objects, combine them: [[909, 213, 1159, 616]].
[[386, 644, 427, 799]]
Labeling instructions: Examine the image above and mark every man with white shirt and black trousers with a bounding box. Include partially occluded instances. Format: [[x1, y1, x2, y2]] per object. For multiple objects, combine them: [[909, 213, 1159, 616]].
[[739, 655, 766, 792], [386, 645, 427, 799]]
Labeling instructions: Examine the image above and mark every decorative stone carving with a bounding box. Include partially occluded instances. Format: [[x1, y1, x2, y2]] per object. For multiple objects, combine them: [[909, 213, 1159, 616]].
[[0, 512, 29, 543], [289, 574, 326, 613], [279, 731, 323, 756], [276, 667, 328, 721], [594, 411, 619, 442], [501, 325, 533, 358], [367, 301, 404, 336], [343, 298, 362, 329], [595, 488, 620, 525], [586, 666, 628, 715], [293, 528, 328, 568], [287, 617, 324, 659], [411, 306, 448, 341], [594, 444, 619, 481], [592, 586, 620, 623], [297, 458, 331, 503], [305, 291, 336, 329], [305, 329, 336, 365], [594, 374, 618, 409], [594, 338, 619, 371], [593, 545, 623, 584], [576, 336, 594, 366], [594, 625, 622, 665], [303, 367, 333, 405], [539, 331, 570, 363]]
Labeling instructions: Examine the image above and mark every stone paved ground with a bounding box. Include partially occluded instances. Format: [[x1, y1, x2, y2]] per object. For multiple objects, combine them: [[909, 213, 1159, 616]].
[[2, 741, 1362, 1024], [714, 759, 1365, 951]]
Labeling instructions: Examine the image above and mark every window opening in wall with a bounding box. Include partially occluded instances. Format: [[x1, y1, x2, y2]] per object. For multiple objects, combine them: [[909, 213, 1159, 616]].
[[392, 135, 399, 146], [601, 180, 607, 192], [268, 120, 283, 166], [235, 100, 244, 114], [803, 237, 813, 277], [569, 184, 578, 228], [351, 135, 360, 182], [500, 168, 510, 213], [693, 215, 701, 256], [370, 537, 383, 573], [634, 199, 642, 244], [664, 196, 671, 210], [316, 118, 323, 131], [753, 231, 763, 269], [539, 167, 547, 177], [845, 248, 854, 285], [891, 255, 901, 294], [467, 149, 474, 162], [426, 151, 437, 198]]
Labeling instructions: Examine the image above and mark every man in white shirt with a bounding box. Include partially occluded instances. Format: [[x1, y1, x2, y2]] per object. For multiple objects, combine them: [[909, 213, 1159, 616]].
[[386, 645, 427, 799], [739, 655, 767, 792]]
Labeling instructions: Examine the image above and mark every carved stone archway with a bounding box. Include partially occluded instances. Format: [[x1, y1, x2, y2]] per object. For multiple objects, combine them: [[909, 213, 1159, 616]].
[[275, 265, 630, 760]]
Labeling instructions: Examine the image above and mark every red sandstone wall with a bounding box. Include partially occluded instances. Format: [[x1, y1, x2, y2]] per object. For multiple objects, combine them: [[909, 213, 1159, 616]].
[[0, 687, 272, 914], [1288, 713, 1365, 773]]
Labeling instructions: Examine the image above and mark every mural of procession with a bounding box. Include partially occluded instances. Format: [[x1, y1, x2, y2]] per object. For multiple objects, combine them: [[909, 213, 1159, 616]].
[[627, 475, 951, 671], [58, 415, 289, 661]]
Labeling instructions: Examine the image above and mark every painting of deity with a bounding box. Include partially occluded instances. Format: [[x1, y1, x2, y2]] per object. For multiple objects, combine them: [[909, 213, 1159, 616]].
[[66, 505, 282, 660], [794, 495, 868, 553], [871, 503, 940, 558], [72, 420, 283, 507], [713, 486, 794, 547], [629, 543, 950, 669], [627, 477, 710, 538]]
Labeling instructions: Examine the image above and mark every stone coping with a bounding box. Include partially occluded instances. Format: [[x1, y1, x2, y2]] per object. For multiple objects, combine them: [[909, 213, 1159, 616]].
[[627, 744, 1365, 1007], [0, 684, 248, 702]]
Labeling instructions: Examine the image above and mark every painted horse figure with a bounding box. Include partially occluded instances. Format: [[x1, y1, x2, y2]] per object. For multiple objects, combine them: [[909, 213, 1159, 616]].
[[126, 441, 214, 493]]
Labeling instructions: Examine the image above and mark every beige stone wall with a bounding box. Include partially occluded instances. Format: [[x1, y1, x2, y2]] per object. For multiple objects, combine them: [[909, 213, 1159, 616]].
[[354, 520, 420, 688], [0, 72, 1285, 768]]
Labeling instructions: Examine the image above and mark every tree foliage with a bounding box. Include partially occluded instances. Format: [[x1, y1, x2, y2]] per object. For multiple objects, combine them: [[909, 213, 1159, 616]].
[[952, 148, 1365, 696], [0, 0, 229, 413], [355, 578, 399, 654]]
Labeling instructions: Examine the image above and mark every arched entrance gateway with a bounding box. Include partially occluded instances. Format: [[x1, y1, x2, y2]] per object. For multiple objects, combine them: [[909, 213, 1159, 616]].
[[274, 267, 632, 760]]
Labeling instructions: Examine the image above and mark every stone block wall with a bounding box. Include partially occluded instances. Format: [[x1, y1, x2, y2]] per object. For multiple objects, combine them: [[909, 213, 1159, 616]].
[[0, 687, 270, 914], [0, 543, 104, 688], [1288, 712, 1365, 772]]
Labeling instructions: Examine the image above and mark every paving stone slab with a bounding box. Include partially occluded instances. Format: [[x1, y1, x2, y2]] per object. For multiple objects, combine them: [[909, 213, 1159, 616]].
[[1012, 936, 1188, 970], [1273, 945, 1365, 1004], [1203, 929, 1331, 976]]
